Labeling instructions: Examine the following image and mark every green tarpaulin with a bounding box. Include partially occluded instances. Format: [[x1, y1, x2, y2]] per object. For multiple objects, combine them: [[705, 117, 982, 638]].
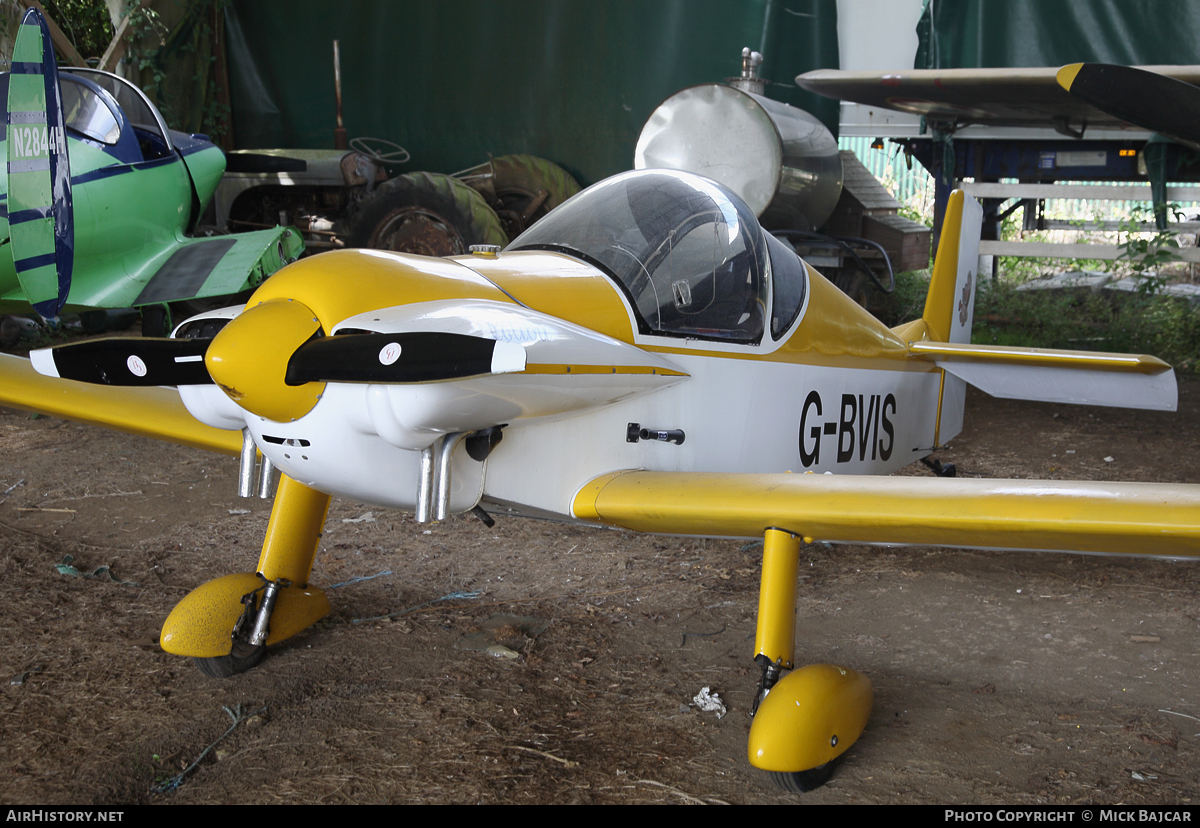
[[916, 0, 1200, 69], [224, 0, 840, 186]]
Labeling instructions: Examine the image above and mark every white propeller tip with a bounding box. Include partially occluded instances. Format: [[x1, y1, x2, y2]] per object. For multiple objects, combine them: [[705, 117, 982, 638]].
[[29, 348, 59, 378], [491, 341, 527, 374]]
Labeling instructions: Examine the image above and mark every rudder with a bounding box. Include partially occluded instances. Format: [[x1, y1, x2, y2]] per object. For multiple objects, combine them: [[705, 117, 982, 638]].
[[922, 190, 983, 344]]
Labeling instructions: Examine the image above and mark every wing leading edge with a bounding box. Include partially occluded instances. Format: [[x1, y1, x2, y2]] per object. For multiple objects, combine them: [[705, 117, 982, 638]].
[[574, 470, 1200, 559], [795, 66, 1200, 131]]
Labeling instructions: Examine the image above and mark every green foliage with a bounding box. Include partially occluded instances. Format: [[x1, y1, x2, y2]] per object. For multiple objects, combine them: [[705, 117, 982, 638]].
[[1128, 293, 1200, 373], [874, 269, 931, 328], [122, 0, 230, 140], [44, 0, 113, 63], [898, 203, 933, 229], [970, 278, 1200, 372], [1108, 204, 1186, 292], [972, 279, 1112, 348]]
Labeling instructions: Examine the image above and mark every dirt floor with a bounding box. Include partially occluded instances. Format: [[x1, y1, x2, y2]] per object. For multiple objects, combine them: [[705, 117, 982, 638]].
[[1, 376, 1198, 805]]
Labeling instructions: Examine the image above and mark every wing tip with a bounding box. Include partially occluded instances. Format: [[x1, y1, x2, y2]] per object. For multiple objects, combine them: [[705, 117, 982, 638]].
[[1057, 63, 1084, 91]]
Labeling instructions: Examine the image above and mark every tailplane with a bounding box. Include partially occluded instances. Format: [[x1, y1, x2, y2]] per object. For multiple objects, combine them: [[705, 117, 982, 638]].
[[901, 191, 1175, 414]]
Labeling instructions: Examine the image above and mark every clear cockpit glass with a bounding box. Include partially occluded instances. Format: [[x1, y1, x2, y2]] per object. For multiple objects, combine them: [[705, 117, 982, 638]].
[[65, 68, 172, 153], [765, 232, 808, 340], [59, 75, 121, 145], [510, 169, 769, 343]]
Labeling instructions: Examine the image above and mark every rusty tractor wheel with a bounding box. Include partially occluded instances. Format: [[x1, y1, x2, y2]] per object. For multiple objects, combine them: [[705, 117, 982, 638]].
[[467, 154, 581, 238], [348, 171, 507, 257]]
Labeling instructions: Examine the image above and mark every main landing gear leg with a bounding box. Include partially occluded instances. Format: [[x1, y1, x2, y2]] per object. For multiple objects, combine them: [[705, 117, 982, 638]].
[[160, 475, 333, 677], [747, 528, 873, 792]]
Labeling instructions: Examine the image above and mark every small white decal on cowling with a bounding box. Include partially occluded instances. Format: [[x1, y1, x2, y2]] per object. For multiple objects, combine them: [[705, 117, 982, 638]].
[[378, 343, 402, 365]]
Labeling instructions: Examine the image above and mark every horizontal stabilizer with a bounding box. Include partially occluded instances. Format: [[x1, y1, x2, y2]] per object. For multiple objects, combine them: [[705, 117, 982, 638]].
[[575, 470, 1200, 559], [908, 341, 1177, 411]]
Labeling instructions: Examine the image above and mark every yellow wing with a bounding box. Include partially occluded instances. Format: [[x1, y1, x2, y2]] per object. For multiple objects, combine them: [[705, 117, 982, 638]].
[[0, 353, 241, 455], [574, 471, 1200, 558]]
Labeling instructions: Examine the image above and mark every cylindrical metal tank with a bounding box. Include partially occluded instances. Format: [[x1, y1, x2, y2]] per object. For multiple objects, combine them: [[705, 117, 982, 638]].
[[634, 83, 843, 232]]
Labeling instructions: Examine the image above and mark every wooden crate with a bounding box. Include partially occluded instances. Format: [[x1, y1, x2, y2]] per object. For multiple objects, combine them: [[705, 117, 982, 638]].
[[863, 213, 931, 272]]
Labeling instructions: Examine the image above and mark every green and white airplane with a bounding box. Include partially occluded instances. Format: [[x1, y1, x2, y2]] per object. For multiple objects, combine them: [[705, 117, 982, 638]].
[[1, 8, 301, 331]]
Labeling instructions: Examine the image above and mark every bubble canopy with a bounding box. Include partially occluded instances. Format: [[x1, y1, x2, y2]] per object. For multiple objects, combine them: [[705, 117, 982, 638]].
[[510, 169, 797, 344]]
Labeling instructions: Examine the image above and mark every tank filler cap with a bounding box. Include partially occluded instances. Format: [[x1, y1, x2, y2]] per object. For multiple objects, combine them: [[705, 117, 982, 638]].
[[727, 47, 766, 95]]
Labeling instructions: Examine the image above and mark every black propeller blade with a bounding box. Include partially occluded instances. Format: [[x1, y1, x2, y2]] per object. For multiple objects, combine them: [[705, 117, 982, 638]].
[[285, 331, 525, 386], [1058, 63, 1200, 151], [35, 337, 213, 386], [34, 330, 525, 390]]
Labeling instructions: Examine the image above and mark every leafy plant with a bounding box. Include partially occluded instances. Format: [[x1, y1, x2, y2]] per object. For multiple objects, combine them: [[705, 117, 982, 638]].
[[1108, 204, 1187, 293], [42, 0, 113, 63], [875, 269, 930, 327], [122, 0, 230, 141], [967, 275, 1200, 372]]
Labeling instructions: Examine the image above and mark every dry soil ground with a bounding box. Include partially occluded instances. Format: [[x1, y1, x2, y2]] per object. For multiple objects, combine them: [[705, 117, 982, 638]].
[[1, 383, 1198, 805]]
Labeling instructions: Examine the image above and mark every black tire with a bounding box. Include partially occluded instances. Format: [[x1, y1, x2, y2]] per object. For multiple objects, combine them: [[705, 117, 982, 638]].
[[140, 304, 173, 337], [768, 761, 835, 793], [171, 290, 254, 326], [484, 154, 581, 237], [79, 310, 112, 334], [193, 641, 266, 678], [348, 171, 507, 257]]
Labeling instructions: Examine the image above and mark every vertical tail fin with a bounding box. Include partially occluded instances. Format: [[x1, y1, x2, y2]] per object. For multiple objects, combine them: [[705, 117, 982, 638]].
[[922, 189, 983, 344], [918, 189, 982, 446], [6, 8, 74, 320]]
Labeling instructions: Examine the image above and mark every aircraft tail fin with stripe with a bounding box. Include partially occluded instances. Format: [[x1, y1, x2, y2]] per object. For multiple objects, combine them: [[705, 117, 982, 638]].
[[921, 189, 983, 345], [900, 190, 1176, 416], [6, 7, 73, 320]]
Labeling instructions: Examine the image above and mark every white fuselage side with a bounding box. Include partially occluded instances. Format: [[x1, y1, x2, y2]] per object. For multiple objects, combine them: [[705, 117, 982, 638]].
[[180, 349, 944, 522]]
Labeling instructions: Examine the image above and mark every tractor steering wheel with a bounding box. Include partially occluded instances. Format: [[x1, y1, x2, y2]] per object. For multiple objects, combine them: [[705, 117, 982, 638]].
[[349, 137, 411, 165]]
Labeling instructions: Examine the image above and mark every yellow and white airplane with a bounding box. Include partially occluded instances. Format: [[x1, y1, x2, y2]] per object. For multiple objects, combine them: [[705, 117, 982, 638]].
[[0, 168, 1196, 792]]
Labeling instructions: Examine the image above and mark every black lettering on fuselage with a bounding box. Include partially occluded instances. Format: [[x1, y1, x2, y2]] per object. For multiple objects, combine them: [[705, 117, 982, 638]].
[[859, 394, 878, 461], [798, 390, 823, 466], [837, 394, 856, 463], [797, 391, 899, 468], [880, 393, 896, 461]]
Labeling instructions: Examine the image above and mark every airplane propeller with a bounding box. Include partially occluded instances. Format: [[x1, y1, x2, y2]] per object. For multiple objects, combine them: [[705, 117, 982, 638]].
[[31, 301, 527, 422], [1057, 63, 1200, 151], [6, 8, 75, 320], [31, 336, 211, 387], [284, 331, 526, 385]]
